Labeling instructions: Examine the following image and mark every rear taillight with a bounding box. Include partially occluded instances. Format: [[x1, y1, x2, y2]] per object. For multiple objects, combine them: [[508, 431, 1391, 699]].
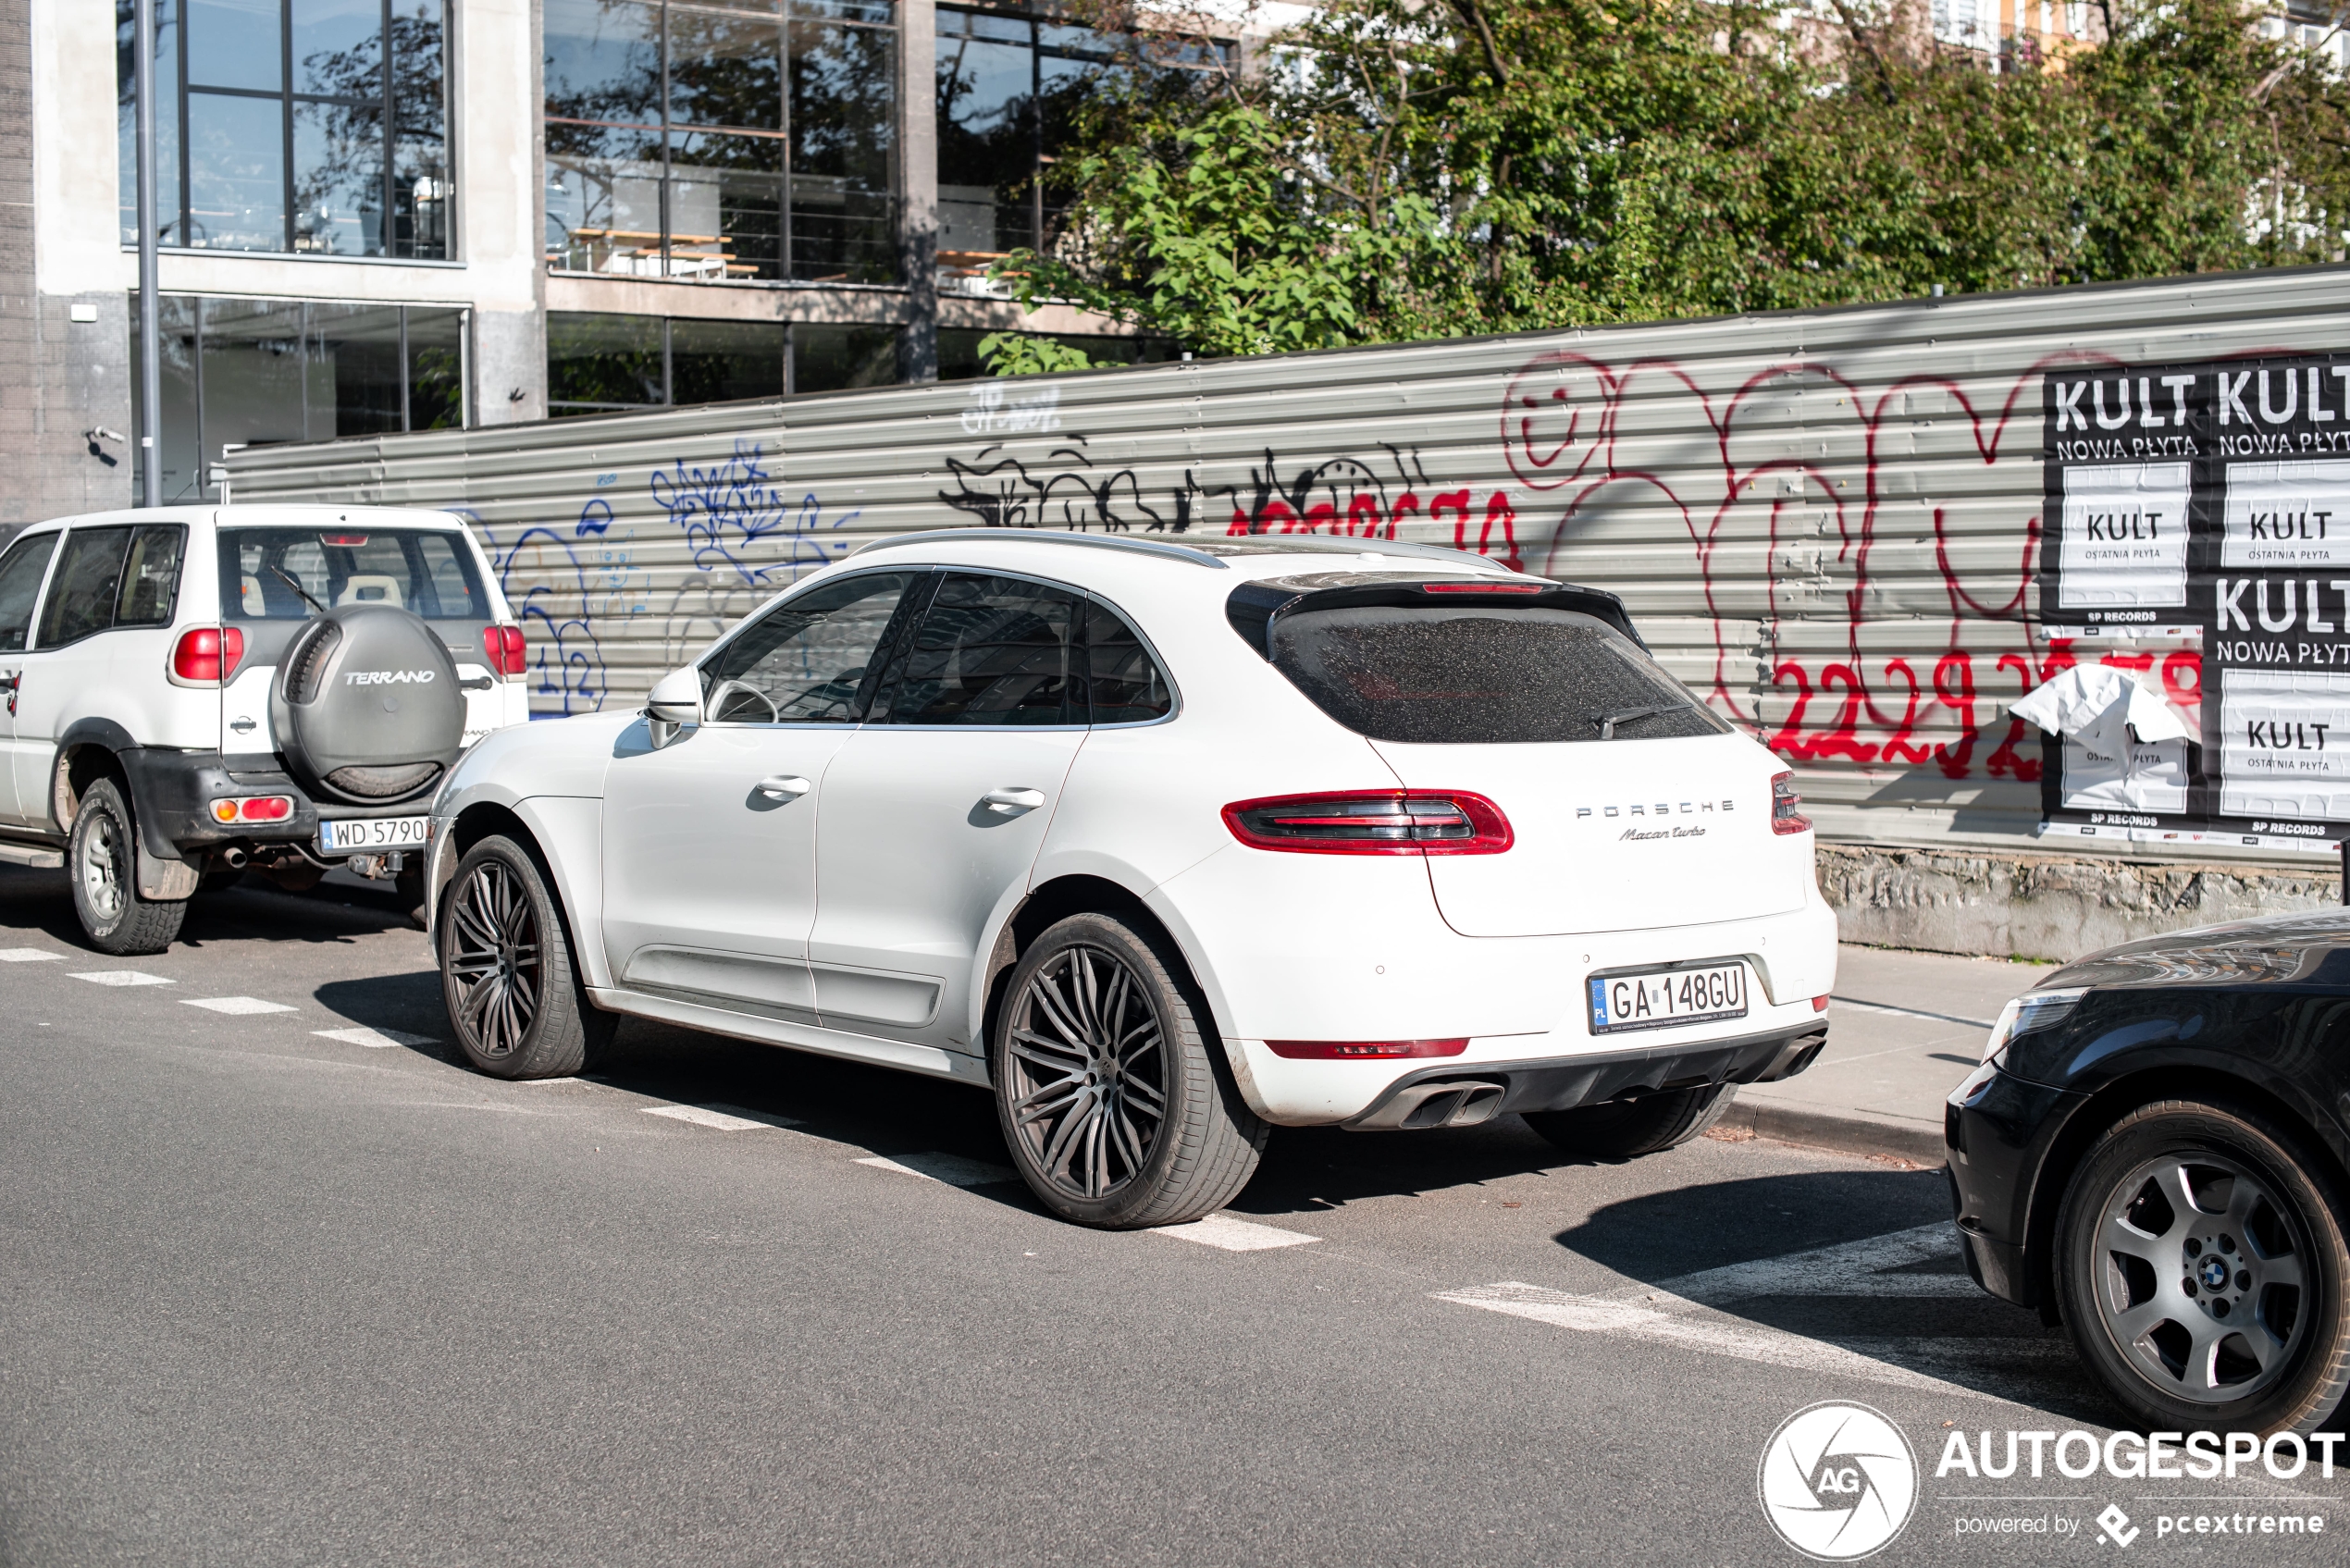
[[1265, 1039, 1469, 1059], [209, 796, 292, 824], [1221, 791, 1514, 856], [170, 626, 244, 685], [481, 623, 527, 678], [1771, 772, 1812, 835]]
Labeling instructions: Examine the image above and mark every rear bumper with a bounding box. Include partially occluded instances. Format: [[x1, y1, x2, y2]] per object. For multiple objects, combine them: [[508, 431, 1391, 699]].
[[115, 749, 428, 863]]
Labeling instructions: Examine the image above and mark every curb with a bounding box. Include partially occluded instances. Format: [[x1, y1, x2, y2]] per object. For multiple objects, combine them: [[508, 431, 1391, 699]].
[[1718, 1093, 1948, 1168]]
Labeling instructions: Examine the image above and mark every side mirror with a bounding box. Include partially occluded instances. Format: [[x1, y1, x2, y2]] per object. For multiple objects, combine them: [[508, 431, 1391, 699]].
[[645, 665, 701, 747]]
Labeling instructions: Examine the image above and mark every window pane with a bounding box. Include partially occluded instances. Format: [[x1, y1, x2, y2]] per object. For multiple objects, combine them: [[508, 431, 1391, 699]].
[[935, 25, 1032, 257], [668, 130, 782, 279], [130, 296, 203, 502], [406, 308, 465, 430], [669, 317, 785, 405], [549, 312, 664, 414], [201, 298, 328, 460], [790, 17, 896, 281], [117, 0, 184, 246], [291, 0, 382, 97], [37, 529, 131, 649], [187, 0, 280, 91], [117, 525, 187, 628], [391, 0, 449, 258], [792, 323, 893, 393], [304, 302, 405, 437], [669, 5, 784, 130], [220, 527, 489, 620], [0, 534, 60, 654], [1083, 599, 1171, 723], [546, 126, 665, 273], [543, 0, 661, 124], [188, 91, 289, 250], [881, 573, 1078, 725], [704, 571, 917, 722], [294, 98, 385, 254]]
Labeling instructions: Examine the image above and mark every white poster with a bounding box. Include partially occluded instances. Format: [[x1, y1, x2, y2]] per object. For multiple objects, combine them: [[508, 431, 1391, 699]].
[[2221, 459, 2350, 570], [2218, 667, 2350, 821], [2058, 463, 2190, 610], [2059, 734, 2189, 813]]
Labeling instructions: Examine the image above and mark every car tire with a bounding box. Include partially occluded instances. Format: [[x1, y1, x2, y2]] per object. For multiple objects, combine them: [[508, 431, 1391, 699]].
[[992, 912, 1267, 1228], [2053, 1098, 2350, 1436], [438, 833, 613, 1080], [68, 777, 187, 956], [1521, 1084, 1732, 1158]]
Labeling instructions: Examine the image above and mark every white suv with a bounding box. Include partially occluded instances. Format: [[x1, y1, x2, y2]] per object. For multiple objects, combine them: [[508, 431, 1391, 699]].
[[0, 506, 530, 953], [426, 531, 1837, 1227]]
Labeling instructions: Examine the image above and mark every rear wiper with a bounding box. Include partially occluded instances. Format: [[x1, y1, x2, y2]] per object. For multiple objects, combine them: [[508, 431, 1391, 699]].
[[268, 564, 328, 616], [1594, 704, 1679, 740]]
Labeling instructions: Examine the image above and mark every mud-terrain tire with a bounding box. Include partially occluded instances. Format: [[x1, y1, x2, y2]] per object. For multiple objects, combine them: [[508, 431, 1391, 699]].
[[438, 834, 612, 1079], [1522, 1084, 1733, 1159], [68, 778, 187, 956]]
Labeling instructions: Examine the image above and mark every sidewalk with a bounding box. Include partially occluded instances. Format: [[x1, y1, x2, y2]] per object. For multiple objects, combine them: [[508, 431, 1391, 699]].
[[1719, 945, 2052, 1167]]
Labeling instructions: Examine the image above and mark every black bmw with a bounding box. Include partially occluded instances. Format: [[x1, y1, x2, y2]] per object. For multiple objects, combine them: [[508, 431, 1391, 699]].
[[1948, 910, 2350, 1435]]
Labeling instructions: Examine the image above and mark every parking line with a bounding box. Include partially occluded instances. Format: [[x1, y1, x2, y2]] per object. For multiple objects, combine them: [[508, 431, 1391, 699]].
[[0, 948, 62, 962], [68, 971, 173, 987], [644, 1105, 795, 1132], [1831, 996, 1996, 1031], [182, 996, 296, 1016], [314, 1026, 438, 1048], [1153, 1214, 1321, 1252], [856, 1152, 1015, 1187]]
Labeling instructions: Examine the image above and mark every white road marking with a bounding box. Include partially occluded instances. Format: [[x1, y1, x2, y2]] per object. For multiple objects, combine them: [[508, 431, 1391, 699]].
[[856, 1152, 1015, 1187], [1831, 996, 1996, 1031], [313, 1026, 438, 1048], [68, 970, 173, 986], [514, 1076, 586, 1087], [1154, 1214, 1322, 1252], [645, 1104, 793, 1132], [181, 996, 296, 1015], [0, 948, 63, 962], [1646, 1222, 1960, 1305]]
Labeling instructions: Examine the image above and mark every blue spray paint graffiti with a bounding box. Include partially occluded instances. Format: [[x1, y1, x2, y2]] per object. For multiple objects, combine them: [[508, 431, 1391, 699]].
[[650, 440, 859, 585]]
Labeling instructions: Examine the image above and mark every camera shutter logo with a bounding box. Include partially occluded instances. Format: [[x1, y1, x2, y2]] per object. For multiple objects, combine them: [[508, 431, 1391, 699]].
[[1757, 1401, 1918, 1560]]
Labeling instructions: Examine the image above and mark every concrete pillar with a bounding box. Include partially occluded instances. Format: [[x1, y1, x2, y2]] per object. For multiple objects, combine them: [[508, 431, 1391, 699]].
[[897, 0, 938, 384], [465, 0, 550, 425]]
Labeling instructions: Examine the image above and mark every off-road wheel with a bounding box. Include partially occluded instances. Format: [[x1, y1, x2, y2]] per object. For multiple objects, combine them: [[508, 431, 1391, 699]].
[[1522, 1084, 1733, 1159], [68, 778, 186, 956], [438, 834, 612, 1079], [2054, 1098, 2350, 1436], [992, 912, 1266, 1228]]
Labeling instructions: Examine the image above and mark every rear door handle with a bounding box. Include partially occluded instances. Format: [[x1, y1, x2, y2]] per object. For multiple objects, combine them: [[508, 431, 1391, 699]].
[[754, 774, 811, 800], [981, 787, 1046, 815]]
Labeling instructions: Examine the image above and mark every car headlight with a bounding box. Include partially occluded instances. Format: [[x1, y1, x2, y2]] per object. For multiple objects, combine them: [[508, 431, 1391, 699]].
[[1981, 987, 2088, 1063]]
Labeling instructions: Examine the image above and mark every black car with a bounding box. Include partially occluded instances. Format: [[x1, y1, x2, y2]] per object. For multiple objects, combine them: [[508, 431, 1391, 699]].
[[1947, 910, 2350, 1435]]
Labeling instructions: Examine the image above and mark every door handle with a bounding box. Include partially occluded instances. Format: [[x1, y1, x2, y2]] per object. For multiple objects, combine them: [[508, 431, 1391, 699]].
[[981, 787, 1046, 815], [753, 774, 811, 800]]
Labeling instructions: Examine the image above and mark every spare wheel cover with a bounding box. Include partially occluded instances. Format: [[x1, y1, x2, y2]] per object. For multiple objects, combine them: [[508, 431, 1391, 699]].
[[271, 605, 464, 806]]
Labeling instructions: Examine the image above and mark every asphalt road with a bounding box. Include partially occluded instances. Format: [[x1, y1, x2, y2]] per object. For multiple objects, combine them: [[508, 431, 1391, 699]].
[[2, 867, 2343, 1566]]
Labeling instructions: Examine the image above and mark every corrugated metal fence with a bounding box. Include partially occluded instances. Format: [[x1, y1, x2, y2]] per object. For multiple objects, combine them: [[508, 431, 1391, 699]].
[[222, 265, 2350, 861]]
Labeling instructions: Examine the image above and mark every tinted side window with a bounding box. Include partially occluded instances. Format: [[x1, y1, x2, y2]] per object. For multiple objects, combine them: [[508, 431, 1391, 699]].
[[117, 525, 186, 628], [702, 571, 918, 723], [0, 533, 59, 653], [36, 528, 132, 648], [1083, 599, 1172, 724], [878, 572, 1080, 726]]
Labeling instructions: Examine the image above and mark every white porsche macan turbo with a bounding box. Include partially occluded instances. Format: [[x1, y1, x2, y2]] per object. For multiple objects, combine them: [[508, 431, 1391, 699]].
[[425, 530, 1837, 1228]]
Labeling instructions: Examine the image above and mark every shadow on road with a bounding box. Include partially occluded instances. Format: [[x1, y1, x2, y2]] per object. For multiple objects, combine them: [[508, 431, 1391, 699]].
[[0, 863, 414, 954]]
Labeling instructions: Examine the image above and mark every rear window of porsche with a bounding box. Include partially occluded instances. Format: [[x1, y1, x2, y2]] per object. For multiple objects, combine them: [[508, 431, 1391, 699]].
[[1267, 606, 1730, 746], [219, 527, 488, 623]]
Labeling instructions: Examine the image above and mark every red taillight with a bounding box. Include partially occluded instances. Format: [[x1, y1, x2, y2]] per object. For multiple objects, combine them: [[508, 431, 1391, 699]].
[[1771, 772, 1812, 836], [170, 625, 245, 685], [1221, 791, 1514, 856], [319, 533, 370, 547], [1265, 1039, 1469, 1059], [481, 623, 527, 678], [209, 795, 292, 824], [1420, 581, 1543, 595], [1812, 994, 1830, 1012]]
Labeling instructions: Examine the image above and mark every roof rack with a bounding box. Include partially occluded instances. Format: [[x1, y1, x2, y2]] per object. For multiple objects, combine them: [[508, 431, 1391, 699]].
[[852, 528, 1229, 569], [850, 528, 1527, 574]]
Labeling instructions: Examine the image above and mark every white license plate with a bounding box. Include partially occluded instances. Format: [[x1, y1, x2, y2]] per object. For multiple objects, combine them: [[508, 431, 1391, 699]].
[[318, 816, 429, 854], [1588, 960, 1749, 1034]]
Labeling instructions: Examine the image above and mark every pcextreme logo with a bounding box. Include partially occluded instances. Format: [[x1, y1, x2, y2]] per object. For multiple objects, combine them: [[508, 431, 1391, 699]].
[[1759, 1401, 1919, 1561]]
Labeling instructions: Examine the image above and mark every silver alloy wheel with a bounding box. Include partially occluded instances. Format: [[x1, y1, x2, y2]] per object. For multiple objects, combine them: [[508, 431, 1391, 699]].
[[2094, 1151, 2310, 1402], [77, 807, 126, 924], [1004, 944, 1169, 1201], [444, 858, 541, 1059]]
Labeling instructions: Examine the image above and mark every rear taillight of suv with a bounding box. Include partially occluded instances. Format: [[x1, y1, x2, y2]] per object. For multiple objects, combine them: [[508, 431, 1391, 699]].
[[1771, 772, 1812, 835], [1222, 791, 1513, 856], [481, 624, 527, 679], [169, 626, 244, 686]]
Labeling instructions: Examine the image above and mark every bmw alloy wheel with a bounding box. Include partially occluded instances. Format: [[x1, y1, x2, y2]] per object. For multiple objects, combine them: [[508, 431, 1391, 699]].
[[1003, 944, 1170, 1203], [444, 858, 541, 1061]]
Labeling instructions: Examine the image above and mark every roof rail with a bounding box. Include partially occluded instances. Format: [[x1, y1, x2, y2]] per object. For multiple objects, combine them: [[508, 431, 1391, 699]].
[[852, 528, 1230, 569]]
